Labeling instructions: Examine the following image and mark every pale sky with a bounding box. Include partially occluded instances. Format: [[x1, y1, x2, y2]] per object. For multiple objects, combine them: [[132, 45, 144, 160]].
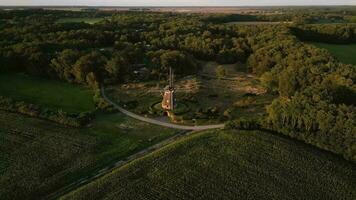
[[0, 0, 355, 6]]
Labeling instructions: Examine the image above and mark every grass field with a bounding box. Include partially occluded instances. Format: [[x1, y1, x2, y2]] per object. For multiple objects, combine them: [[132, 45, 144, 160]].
[[0, 110, 176, 200], [310, 42, 356, 65], [0, 73, 95, 113], [56, 17, 106, 24], [62, 130, 356, 200]]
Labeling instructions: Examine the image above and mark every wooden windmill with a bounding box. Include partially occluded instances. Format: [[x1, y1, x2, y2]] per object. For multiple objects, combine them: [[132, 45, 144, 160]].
[[161, 67, 175, 110]]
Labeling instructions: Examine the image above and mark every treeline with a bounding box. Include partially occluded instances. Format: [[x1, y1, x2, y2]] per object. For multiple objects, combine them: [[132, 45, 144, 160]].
[[240, 25, 356, 162], [291, 24, 356, 43], [0, 11, 252, 83], [0, 96, 93, 127]]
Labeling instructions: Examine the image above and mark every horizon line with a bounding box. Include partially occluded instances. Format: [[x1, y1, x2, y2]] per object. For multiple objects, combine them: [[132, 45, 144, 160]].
[[1, 5, 356, 7]]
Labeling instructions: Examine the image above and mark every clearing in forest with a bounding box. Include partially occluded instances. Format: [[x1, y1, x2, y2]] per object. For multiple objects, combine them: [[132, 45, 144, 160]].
[[0, 73, 95, 113]]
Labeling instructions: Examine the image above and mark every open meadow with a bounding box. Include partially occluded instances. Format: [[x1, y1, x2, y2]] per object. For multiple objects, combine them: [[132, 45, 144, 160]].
[[62, 129, 356, 200], [0, 110, 176, 200], [0, 73, 95, 113], [310, 42, 356, 65]]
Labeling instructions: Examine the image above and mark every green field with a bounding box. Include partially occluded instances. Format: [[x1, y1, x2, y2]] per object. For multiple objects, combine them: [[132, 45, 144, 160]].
[[56, 17, 106, 24], [310, 42, 356, 65], [0, 73, 95, 113], [63, 130, 356, 200], [0, 110, 176, 200]]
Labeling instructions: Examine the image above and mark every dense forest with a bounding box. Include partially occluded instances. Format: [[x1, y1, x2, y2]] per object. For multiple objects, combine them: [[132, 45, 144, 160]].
[[0, 8, 355, 163]]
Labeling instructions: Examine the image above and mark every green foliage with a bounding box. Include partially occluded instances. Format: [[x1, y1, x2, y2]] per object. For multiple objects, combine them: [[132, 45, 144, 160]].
[[73, 51, 106, 84], [0, 96, 93, 127], [278, 68, 298, 97], [225, 117, 261, 130], [62, 130, 356, 200], [215, 65, 226, 79], [259, 71, 278, 93], [104, 53, 129, 83], [292, 24, 356, 44], [147, 50, 199, 78], [266, 95, 356, 162]]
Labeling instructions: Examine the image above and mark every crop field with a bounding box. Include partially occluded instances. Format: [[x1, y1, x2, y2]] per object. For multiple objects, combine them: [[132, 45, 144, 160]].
[[56, 17, 106, 24], [0, 73, 95, 113], [62, 130, 356, 200], [310, 42, 356, 65], [0, 110, 176, 200]]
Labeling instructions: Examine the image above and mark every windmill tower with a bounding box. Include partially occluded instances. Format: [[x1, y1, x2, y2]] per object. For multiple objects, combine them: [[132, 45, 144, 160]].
[[161, 67, 175, 111]]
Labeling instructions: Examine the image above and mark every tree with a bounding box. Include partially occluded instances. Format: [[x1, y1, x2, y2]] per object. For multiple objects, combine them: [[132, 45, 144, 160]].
[[216, 65, 226, 79], [50, 49, 81, 82], [73, 51, 106, 84], [105, 54, 129, 83], [278, 68, 297, 98]]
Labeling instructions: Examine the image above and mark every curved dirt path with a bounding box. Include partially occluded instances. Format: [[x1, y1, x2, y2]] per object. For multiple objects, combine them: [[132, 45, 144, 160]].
[[101, 86, 225, 131]]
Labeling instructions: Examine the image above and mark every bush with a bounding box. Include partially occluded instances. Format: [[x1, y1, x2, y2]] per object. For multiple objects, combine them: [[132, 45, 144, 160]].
[[226, 117, 261, 130], [233, 97, 255, 108]]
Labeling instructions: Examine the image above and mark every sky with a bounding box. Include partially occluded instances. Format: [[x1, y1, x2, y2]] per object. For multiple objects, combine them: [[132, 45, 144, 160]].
[[1, 0, 355, 6]]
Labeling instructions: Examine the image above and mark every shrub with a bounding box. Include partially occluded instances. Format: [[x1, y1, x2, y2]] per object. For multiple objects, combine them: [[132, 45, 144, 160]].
[[0, 96, 93, 127], [226, 117, 261, 130]]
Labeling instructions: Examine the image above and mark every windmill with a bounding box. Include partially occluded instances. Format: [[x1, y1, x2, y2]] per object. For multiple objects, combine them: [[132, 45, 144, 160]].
[[161, 67, 175, 110]]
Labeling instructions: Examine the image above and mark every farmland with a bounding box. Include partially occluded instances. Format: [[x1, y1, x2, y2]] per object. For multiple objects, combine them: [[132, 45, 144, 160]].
[[0, 73, 95, 113], [0, 110, 176, 200], [310, 42, 356, 65], [62, 130, 356, 200]]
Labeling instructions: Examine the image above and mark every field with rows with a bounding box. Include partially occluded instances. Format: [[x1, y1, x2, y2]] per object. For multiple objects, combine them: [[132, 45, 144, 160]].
[[0, 110, 176, 200], [0, 73, 95, 113], [63, 130, 356, 200]]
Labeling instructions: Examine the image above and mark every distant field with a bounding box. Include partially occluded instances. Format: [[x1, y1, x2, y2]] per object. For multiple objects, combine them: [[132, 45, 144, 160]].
[[63, 130, 356, 200], [0, 73, 94, 113], [56, 17, 106, 24], [310, 42, 356, 65], [0, 110, 176, 200], [226, 21, 290, 25]]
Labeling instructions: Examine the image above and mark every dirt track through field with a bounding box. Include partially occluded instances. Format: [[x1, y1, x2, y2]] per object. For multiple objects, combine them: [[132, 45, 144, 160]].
[[47, 130, 200, 200]]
